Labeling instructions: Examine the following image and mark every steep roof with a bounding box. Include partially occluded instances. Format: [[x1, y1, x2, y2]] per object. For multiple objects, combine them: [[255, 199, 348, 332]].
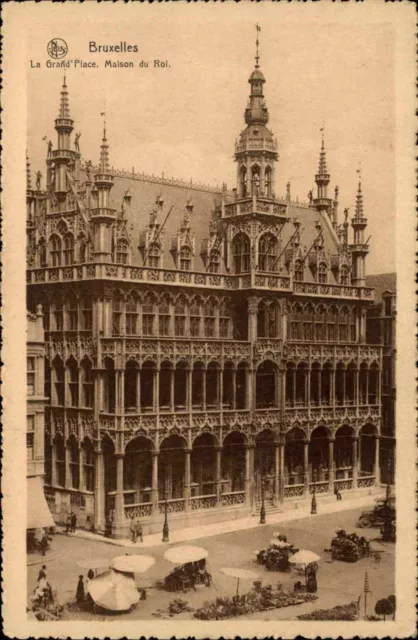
[[366, 273, 396, 302]]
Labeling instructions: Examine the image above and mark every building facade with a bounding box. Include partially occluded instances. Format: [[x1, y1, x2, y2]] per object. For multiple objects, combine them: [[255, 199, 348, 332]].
[[366, 274, 396, 486], [26, 54, 382, 537]]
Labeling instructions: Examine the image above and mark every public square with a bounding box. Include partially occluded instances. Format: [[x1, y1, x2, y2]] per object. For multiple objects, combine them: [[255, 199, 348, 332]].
[[27, 502, 395, 621]]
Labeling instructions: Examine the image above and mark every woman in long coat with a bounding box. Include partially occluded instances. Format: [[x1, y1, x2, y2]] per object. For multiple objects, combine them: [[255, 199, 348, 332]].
[[76, 575, 85, 604]]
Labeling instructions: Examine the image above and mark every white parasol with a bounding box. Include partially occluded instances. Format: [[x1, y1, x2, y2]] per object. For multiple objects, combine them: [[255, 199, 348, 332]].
[[164, 545, 209, 565], [288, 549, 321, 567], [112, 554, 156, 574], [89, 570, 139, 612], [220, 567, 259, 597], [77, 557, 112, 576]]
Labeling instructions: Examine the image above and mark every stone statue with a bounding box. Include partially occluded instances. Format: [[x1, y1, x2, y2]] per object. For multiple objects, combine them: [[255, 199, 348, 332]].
[[74, 132, 81, 153], [85, 160, 93, 181], [343, 207, 349, 223], [308, 190, 313, 204], [36, 171, 42, 190], [47, 140, 53, 156]]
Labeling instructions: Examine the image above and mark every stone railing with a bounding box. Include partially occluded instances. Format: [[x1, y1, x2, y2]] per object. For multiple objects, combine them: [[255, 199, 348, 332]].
[[284, 484, 304, 498], [235, 139, 278, 153], [284, 343, 382, 365], [357, 476, 375, 488], [124, 502, 152, 519], [102, 337, 251, 364], [158, 498, 186, 514], [221, 491, 245, 507], [293, 281, 374, 301], [224, 198, 287, 218], [309, 481, 330, 494], [334, 478, 353, 491], [190, 494, 217, 510]]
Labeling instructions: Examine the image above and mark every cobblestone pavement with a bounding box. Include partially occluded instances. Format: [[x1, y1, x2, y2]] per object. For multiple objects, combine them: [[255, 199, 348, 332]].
[[27, 505, 394, 622]]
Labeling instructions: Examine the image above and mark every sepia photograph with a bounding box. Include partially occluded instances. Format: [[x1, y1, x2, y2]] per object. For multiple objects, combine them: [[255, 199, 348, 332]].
[[2, 2, 416, 638]]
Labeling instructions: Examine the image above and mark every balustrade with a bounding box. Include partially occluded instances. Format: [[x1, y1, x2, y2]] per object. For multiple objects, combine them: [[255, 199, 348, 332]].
[[124, 502, 152, 519], [284, 484, 304, 498], [190, 494, 217, 510], [158, 498, 186, 514], [221, 491, 245, 507], [309, 481, 329, 494]]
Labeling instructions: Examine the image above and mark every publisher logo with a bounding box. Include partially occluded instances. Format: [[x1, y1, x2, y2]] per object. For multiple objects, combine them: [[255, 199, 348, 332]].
[[47, 39, 68, 59]]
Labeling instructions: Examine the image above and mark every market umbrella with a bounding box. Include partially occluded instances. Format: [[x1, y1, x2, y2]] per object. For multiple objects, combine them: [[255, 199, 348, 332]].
[[77, 557, 112, 576], [112, 554, 156, 574], [288, 549, 321, 567], [89, 570, 139, 612], [220, 567, 259, 597], [164, 545, 209, 565]]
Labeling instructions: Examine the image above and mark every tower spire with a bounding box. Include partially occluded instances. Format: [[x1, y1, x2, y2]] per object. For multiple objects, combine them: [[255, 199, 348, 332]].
[[313, 128, 331, 210], [58, 75, 71, 119], [99, 111, 110, 173], [355, 165, 363, 217], [255, 23, 261, 69]]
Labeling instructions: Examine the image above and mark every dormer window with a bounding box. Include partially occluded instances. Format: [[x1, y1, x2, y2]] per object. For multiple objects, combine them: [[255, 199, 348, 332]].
[[232, 233, 250, 274], [116, 239, 129, 265], [179, 246, 192, 271], [318, 262, 327, 284], [208, 250, 220, 274], [148, 242, 161, 268], [340, 266, 349, 286], [294, 260, 303, 282]]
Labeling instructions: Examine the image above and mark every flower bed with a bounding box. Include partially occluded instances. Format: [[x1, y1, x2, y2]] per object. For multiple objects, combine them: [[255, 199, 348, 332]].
[[330, 530, 370, 562], [297, 601, 359, 621], [194, 583, 317, 620]]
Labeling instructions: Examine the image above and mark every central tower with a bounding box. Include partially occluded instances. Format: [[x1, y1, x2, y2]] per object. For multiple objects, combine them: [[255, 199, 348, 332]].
[[234, 33, 278, 199]]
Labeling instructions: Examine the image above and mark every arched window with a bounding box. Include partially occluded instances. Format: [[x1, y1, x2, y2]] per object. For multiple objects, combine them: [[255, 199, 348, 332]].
[[339, 307, 350, 342], [258, 233, 277, 272], [174, 296, 186, 337], [80, 358, 93, 408], [159, 296, 171, 337], [179, 246, 192, 271], [240, 166, 247, 198], [68, 436, 80, 489], [116, 239, 129, 265], [148, 242, 161, 268], [294, 260, 303, 282], [289, 304, 303, 341], [67, 357, 79, 407], [81, 296, 92, 330], [318, 262, 327, 284], [232, 233, 250, 274], [51, 294, 63, 331], [208, 250, 220, 274], [265, 166, 272, 197], [83, 439, 94, 491], [204, 299, 216, 338], [219, 298, 230, 338], [63, 233, 74, 265], [125, 294, 138, 335], [66, 293, 78, 330], [142, 294, 156, 336], [327, 306, 338, 342], [251, 165, 260, 195], [112, 293, 123, 336], [340, 265, 349, 286], [302, 304, 314, 341], [190, 297, 201, 337], [257, 301, 277, 338], [52, 356, 65, 406], [315, 305, 326, 342], [50, 235, 62, 267]]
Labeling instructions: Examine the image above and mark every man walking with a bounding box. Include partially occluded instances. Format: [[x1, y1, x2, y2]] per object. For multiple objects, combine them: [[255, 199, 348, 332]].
[[37, 565, 47, 582], [71, 511, 77, 533], [136, 519, 143, 543], [130, 515, 137, 543]]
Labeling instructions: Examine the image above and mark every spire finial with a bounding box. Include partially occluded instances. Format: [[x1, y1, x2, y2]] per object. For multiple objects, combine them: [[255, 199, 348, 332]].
[[58, 75, 71, 118], [100, 106, 107, 141], [99, 108, 110, 173], [26, 151, 32, 190], [355, 164, 364, 217], [255, 23, 261, 69], [318, 128, 328, 174]]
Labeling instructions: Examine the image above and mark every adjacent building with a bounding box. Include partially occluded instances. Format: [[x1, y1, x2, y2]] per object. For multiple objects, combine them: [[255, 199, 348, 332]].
[[27, 306, 54, 531], [26, 49, 382, 537], [366, 273, 396, 486]]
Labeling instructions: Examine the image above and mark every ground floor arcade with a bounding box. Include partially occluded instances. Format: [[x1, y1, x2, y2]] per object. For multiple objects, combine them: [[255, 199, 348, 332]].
[[44, 423, 380, 537]]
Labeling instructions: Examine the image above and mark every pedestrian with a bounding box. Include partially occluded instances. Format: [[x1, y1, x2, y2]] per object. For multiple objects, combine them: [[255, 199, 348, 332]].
[[40, 531, 49, 556], [136, 519, 143, 543], [65, 514, 72, 534], [334, 486, 342, 501], [76, 575, 85, 605], [71, 512, 77, 533], [130, 516, 137, 543], [37, 565, 47, 582]]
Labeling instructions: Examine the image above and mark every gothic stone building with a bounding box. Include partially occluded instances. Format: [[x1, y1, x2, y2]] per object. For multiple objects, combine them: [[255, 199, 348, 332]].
[[26, 58, 382, 537]]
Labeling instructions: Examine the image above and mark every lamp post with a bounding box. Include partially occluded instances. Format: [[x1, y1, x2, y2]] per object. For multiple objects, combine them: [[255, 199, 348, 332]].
[[311, 468, 317, 515], [162, 474, 169, 542], [259, 477, 266, 524]]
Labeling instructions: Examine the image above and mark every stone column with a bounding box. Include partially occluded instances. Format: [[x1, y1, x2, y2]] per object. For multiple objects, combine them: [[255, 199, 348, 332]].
[[245, 444, 253, 507], [215, 445, 222, 505], [51, 441, 58, 486], [354, 368, 359, 406], [352, 436, 358, 489], [202, 368, 207, 410], [279, 438, 285, 503], [331, 368, 336, 411], [187, 367, 193, 411], [342, 369, 346, 406], [328, 438, 335, 493], [136, 369, 141, 413], [94, 447, 105, 532], [248, 297, 259, 342], [374, 435, 381, 486], [247, 368, 253, 411], [303, 440, 310, 497], [79, 445, 86, 492], [307, 366, 311, 413], [154, 367, 160, 413], [170, 367, 175, 411], [274, 440, 280, 507], [232, 368, 237, 410], [151, 450, 159, 515], [114, 455, 125, 527], [184, 448, 191, 511], [65, 442, 71, 489], [292, 368, 296, 406]]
